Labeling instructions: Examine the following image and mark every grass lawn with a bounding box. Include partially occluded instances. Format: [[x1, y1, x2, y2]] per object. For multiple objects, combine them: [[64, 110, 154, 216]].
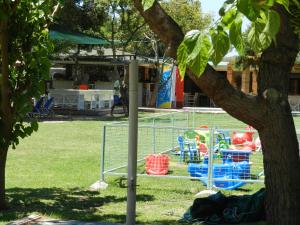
[[3, 111, 298, 225]]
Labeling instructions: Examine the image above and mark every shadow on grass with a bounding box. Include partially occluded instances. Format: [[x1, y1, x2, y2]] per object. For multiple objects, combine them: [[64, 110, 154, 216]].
[[1, 187, 154, 224]]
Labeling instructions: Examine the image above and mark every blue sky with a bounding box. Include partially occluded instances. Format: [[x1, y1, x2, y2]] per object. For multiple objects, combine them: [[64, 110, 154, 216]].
[[201, 0, 250, 29], [201, 0, 223, 19], [201, 0, 249, 57]]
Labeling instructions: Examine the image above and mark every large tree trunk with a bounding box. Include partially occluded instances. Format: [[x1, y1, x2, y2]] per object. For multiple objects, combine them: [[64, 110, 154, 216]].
[[259, 108, 300, 224], [133, 1, 300, 224], [257, 17, 300, 221], [0, 6, 12, 211], [0, 149, 8, 210]]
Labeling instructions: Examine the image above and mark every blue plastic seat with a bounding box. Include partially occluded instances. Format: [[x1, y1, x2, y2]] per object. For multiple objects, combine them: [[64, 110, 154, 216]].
[[27, 96, 45, 118], [27, 96, 54, 118], [177, 136, 199, 163], [40, 97, 54, 116], [187, 155, 250, 190], [216, 129, 231, 144]]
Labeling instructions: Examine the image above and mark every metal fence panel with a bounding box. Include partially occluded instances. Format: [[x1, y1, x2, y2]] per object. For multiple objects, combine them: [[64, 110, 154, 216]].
[[101, 111, 267, 191]]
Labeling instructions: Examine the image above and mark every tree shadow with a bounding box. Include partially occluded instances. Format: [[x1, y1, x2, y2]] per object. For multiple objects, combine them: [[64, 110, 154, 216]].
[[2, 187, 154, 224]]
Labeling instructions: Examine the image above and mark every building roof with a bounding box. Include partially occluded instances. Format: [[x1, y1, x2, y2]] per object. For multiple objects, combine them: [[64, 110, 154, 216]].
[[49, 29, 110, 45]]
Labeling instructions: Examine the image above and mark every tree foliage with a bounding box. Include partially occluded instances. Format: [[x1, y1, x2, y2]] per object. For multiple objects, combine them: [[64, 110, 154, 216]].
[[161, 0, 211, 34], [52, 0, 211, 59], [141, 0, 299, 77], [54, 0, 107, 32], [0, 0, 59, 149], [0, 0, 60, 208]]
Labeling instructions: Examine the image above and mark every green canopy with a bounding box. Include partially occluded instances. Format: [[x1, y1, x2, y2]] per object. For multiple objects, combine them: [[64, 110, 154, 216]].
[[49, 29, 109, 45]]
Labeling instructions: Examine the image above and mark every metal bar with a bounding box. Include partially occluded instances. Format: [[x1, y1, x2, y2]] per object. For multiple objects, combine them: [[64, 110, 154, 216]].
[[106, 172, 209, 180], [105, 172, 265, 183], [105, 124, 199, 129], [100, 126, 106, 182], [105, 111, 179, 126], [153, 118, 156, 153], [126, 60, 139, 225], [211, 178, 265, 183], [172, 114, 175, 151], [186, 111, 189, 128], [207, 127, 214, 190], [192, 108, 195, 129]]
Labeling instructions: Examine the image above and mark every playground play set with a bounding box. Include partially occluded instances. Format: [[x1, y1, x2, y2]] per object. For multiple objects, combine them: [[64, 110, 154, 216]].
[[145, 126, 261, 190]]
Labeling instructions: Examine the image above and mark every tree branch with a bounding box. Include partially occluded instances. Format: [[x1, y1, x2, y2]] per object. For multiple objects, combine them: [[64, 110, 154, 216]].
[[122, 22, 146, 48], [133, 0, 266, 129], [51, 3, 61, 17], [12, 0, 21, 13], [133, 0, 183, 58]]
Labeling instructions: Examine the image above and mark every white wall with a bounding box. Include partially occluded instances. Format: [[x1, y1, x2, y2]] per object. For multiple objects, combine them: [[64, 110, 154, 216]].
[[52, 80, 73, 89]]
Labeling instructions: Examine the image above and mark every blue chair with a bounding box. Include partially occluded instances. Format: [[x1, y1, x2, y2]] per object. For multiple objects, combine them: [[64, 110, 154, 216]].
[[27, 96, 45, 118], [216, 130, 231, 145], [40, 97, 54, 117], [27, 96, 54, 118], [177, 136, 199, 163]]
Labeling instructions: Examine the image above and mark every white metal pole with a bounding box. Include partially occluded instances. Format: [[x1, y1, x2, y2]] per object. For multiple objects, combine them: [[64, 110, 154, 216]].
[[126, 60, 139, 225], [152, 118, 156, 153], [100, 126, 106, 182], [207, 127, 214, 190]]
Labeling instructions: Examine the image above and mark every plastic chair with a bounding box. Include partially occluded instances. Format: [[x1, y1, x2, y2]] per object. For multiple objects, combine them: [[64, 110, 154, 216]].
[[216, 129, 231, 144], [28, 97, 54, 118], [177, 136, 199, 163], [27, 96, 45, 118], [40, 97, 54, 117]]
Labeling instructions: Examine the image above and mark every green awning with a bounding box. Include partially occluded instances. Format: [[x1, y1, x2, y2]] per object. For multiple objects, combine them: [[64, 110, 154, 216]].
[[49, 30, 109, 45]]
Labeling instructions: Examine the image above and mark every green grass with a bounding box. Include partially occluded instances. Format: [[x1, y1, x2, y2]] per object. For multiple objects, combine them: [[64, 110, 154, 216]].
[[3, 111, 298, 225]]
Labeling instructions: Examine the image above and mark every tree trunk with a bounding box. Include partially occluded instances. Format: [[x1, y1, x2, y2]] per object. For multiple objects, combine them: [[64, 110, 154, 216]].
[[260, 112, 300, 224], [257, 36, 300, 223], [0, 149, 8, 210], [0, 5, 13, 211], [111, 3, 116, 59], [148, 84, 158, 107]]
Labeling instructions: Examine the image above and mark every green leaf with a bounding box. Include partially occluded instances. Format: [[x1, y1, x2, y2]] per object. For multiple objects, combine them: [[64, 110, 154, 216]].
[[222, 8, 237, 26], [275, 0, 290, 12], [259, 32, 272, 49], [219, 7, 226, 16], [142, 0, 155, 11], [177, 30, 211, 77], [265, 0, 275, 7], [237, 0, 260, 21], [187, 35, 211, 77], [229, 19, 245, 55], [247, 21, 265, 53], [177, 44, 188, 78], [209, 31, 230, 65], [252, 0, 275, 9], [24, 126, 34, 136], [31, 121, 39, 131], [263, 10, 280, 42], [225, 0, 235, 4], [291, 0, 300, 8]]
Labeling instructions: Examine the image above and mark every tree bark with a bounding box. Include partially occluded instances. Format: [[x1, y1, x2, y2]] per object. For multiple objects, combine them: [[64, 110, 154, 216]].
[[0, 149, 8, 210], [258, 54, 300, 224], [257, 6, 300, 222], [0, 5, 13, 210], [133, 1, 300, 224]]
